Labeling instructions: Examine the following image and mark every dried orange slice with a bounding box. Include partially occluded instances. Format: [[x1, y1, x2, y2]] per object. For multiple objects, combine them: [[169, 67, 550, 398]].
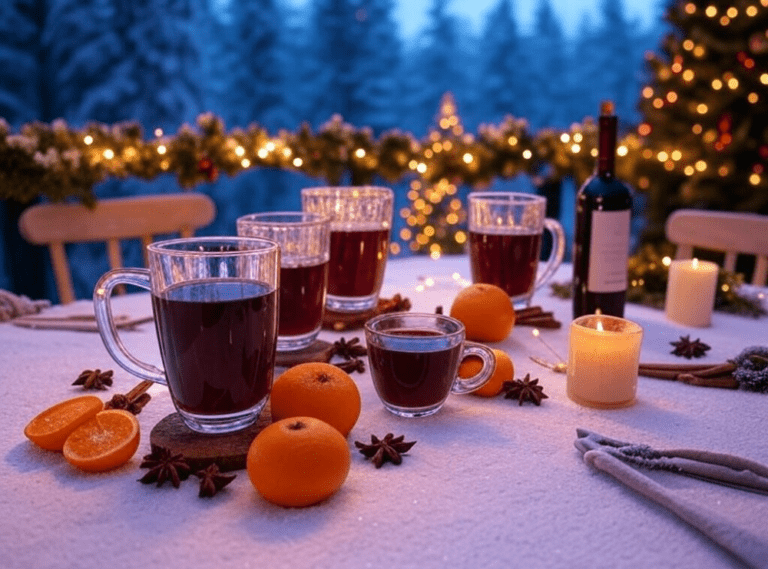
[[63, 409, 140, 472], [24, 395, 104, 451]]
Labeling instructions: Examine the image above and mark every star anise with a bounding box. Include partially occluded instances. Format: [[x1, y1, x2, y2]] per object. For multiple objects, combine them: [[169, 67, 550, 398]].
[[331, 337, 367, 360], [335, 357, 366, 374], [670, 335, 711, 359], [195, 463, 236, 498], [105, 392, 151, 415], [72, 368, 113, 390], [502, 374, 548, 406], [354, 433, 416, 468], [138, 446, 192, 488]]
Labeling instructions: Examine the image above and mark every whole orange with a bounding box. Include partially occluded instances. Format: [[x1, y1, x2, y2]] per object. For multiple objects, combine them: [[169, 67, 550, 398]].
[[270, 362, 361, 436], [450, 283, 516, 342], [247, 417, 351, 507], [459, 349, 515, 397]]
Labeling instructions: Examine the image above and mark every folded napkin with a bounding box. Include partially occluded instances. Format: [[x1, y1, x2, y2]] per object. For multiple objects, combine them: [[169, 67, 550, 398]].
[[575, 429, 768, 569], [0, 289, 50, 321]]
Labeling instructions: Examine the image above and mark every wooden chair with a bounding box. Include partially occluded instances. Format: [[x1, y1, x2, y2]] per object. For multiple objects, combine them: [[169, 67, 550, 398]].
[[18, 193, 217, 304], [665, 209, 768, 285]]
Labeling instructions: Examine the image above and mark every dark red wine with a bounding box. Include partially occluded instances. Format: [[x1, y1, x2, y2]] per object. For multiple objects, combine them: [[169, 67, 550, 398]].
[[278, 261, 328, 336], [152, 279, 277, 416], [368, 329, 461, 408], [573, 101, 632, 318], [468, 231, 542, 298], [328, 228, 389, 297]]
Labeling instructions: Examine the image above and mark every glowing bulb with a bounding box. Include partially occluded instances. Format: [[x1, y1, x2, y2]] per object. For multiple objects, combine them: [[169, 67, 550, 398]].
[[83, 135, 93, 145], [522, 149, 532, 159], [235, 145, 245, 157], [157, 144, 167, 155], [103, 149, 114, 159]]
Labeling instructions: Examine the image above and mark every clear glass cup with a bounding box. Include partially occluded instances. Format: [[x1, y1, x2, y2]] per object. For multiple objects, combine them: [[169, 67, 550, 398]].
[[468, 192, 565, 306], [301, 186, 393, 313], [93, 237, 280, 434], [237, 212, 330, 352], [365, 312, 496, 418]]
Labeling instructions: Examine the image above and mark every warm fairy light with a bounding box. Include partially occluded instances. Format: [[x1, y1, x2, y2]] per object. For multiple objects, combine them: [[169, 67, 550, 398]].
[[400, 228, 411, 240], [154, 128, 163, 137], [617, 145, 628, 156], [507, 136, 518, 146], [726, 6, 737, 16], [454, 231, 467, 244], [571, 144, 581, 153], [653, 97, 664, 108], [727, 78, 739, 89], [417, 163, 427, 173], [462, 153, 473, 164], [265, 141, 275, 152], [746, 5, 758, 16], [157, 144, 167, 155], [83, 135, 93, 145], [292, 157, 303, 167], [257, 148, 268, 159], [748, 92, 759, 103], [671, 150, 682, 161], [664, 161, 675, 171], [718, 166, 728, 176], [591, 148, 598, 158], [712, 78, 723, 89], [750, 174, 761, 185], [692, 124, 703, 134], [560, 133, 570, 143], [573, 132, 583, 143], [671, 62, 682, 73], [682, 39, 694, 50], [685, 3, 696, 13], [684, 165, 695, 175], [695, 160, 707, 172], [638, 123, 651, 136], [662, 256, 672, 266], [761, 74, 768, 85], [657, 151, 669, 161], [705, 5, 717, 17], [522, 149, 532, 159], [642, 86, 654, 98], [241, 158, 250, 168], [682, 69, 694, 82], [666, 91, 678, 103], [446, 212, 458, 224], [693, 45, 705, 57], [355, 148, 366, 158], [235, 145, 245, 156], [390, 243, 400, 255], [282, 147, 292, 158], [696, 103, 708, 114], [720, 16, 730, 25], [103, 149, 114, 159]]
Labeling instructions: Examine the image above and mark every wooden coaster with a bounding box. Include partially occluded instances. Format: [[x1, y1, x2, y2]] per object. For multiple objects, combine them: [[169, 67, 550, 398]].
[[149, 408, 272, 472], [275, 339, 334, 368]]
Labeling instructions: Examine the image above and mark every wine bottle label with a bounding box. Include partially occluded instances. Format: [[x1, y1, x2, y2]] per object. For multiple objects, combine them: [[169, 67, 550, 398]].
[[587, 209, 630, 293]]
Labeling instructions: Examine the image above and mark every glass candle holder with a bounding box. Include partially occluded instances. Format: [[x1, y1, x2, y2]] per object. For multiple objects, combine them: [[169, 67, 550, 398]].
[[567, 314, 643, 409]]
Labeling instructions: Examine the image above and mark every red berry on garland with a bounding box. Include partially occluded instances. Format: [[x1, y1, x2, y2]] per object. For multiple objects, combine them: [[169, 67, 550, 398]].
[[197, 156, 218, 182]]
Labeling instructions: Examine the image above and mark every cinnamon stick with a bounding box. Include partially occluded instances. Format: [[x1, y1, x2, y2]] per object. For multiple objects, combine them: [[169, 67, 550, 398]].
[[676, 374, 739, 389], [125, 380, 153, 400], [639, 362, 721, 372]]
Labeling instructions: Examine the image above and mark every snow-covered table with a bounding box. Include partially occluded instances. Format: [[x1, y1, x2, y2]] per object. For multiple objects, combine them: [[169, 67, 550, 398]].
[[2, 256, 767, 569]]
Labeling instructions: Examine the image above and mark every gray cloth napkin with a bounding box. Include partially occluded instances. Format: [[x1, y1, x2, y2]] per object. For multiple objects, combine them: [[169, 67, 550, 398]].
[[575, 429, 768, 569]]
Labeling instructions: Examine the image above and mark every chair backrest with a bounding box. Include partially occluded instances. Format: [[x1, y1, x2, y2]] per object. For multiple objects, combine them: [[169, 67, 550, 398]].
[[18, 193, 217, 304], [665, 209, 768, 286]]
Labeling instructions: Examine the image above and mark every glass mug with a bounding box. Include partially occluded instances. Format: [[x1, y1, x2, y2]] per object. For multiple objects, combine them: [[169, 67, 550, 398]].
[[468, 192, 565, 306], [93, 237, 280, 434], [237, 212, 330, 352], [301, 186, 393, 313], [365, 313, 496, 418]]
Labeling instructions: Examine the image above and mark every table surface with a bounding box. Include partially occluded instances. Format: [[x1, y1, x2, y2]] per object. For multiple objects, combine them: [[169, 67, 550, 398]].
[[2, 256, 767, 569]]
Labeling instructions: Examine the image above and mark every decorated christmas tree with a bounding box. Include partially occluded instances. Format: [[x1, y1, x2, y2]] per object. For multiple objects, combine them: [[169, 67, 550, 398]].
[[636, 0, 768, 240], [398, 93, 469, 257]]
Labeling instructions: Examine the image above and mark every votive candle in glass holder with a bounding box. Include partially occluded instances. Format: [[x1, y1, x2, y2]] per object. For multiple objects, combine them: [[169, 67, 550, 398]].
[[665, 258, 719, 328], [567, 314, 644, 409]]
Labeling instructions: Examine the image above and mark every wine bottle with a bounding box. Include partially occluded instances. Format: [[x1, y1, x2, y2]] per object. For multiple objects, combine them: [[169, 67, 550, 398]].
[[573, 101, 633, 319]]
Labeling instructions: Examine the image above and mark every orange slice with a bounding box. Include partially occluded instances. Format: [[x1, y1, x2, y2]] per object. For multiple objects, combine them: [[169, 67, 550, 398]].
[[63, 409, 140, 472], [24, 395, 104, 451]]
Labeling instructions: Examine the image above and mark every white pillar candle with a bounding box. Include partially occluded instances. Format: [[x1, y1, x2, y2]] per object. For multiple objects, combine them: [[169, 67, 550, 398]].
[[567, 315, 643, 409], [665, 258, 719, 327]]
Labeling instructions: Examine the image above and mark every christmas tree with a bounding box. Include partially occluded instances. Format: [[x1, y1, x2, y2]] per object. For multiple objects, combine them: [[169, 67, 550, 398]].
[[636, 0, 768, 241], [398, 93, 470, 257]]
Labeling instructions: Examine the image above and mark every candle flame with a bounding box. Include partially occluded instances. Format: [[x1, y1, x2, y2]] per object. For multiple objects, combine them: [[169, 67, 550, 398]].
[[596, 320, 604, 332], [692, 257, 699, 269]]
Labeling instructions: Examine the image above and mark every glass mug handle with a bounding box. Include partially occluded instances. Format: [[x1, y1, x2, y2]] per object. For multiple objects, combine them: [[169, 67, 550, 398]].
[[532, 218, 566, 293], [93, 268, 166, 385], [451, 342, 496, 394]]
